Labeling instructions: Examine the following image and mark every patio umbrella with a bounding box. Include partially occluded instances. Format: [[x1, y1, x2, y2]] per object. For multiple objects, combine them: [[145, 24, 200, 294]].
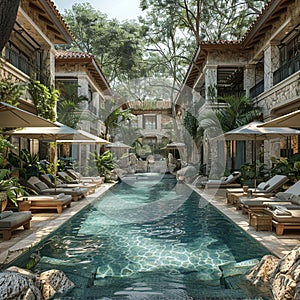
[[57, 130, 109, 144], [223, 120, 300, 188], [0, 102, 58, 128], [258, 110, 300, 128], [6, 123, 92, 189]]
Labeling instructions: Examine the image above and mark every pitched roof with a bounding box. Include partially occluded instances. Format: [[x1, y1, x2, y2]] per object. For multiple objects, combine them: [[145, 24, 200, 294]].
[[55, 50, 111, 95]]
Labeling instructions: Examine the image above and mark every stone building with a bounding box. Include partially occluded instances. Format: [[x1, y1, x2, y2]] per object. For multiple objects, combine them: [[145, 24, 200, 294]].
[[55, 50, 111, 171], [178, 0, 300, 173]]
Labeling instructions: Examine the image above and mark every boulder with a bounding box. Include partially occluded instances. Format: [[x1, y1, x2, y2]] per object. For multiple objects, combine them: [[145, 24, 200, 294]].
[[246, 247, 300, 299], [39, 269, 74, 299], [0, 267, 74, 300], [0, 269, 42, 300]]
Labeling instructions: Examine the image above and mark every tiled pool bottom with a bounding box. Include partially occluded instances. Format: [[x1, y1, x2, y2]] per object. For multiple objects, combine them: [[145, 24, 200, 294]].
[[9, 174, 272, 299]]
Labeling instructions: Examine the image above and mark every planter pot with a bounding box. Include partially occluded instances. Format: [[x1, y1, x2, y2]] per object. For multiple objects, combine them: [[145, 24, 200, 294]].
[[0, 191, 8, 212]]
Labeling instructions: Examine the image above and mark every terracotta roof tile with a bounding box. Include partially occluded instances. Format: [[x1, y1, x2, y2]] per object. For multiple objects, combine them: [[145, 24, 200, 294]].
[[44, 0, 74, 40], [55, 50, 94, 60]]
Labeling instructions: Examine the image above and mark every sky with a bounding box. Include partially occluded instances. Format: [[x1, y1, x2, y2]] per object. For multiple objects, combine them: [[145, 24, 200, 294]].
[[53, 0, 144, 21]]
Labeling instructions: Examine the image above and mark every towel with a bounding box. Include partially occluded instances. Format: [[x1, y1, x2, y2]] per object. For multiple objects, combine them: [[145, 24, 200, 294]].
[[274, 205, 292, 216]]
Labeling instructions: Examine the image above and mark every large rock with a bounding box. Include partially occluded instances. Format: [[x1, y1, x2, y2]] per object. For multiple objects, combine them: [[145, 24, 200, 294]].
[[246, 247, 300, 299], [0, 269, 42, 300], [39, 269, 74, 299], [0, 267, 74, 300]]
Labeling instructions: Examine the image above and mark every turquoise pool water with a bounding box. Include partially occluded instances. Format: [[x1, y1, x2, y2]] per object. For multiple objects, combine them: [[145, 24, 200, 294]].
[[10, 173, 271, 299]]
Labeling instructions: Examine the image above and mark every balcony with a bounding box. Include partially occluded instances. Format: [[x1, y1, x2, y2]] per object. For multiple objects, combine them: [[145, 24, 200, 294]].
[[273, 53, 300, 85], [5, 45, 46, 84], [249, 79, 264, 99]]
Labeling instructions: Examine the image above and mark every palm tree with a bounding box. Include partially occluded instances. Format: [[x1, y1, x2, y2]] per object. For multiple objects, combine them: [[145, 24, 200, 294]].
[[103, 107, 133, 140], [217, 95, 262, 132], [56, 83, 88, 129]]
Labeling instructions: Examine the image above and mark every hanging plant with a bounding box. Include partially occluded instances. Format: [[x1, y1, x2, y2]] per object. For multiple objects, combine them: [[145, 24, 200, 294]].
[[28, 80, 59, 121]]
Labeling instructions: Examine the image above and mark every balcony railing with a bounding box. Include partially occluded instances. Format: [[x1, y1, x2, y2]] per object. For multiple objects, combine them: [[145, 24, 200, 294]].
[[249, 79, 264, 98], [5, 46, 46, 84], [273, 53, 300, 85]]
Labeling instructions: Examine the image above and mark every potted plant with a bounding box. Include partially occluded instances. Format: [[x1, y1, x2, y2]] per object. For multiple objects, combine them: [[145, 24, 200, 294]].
[[0, 168, 28, 212]]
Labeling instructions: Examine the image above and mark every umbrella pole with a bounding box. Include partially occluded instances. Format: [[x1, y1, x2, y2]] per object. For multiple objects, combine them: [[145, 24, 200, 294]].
[[254, 137, 257, 191], [54, 141, 57, 192]]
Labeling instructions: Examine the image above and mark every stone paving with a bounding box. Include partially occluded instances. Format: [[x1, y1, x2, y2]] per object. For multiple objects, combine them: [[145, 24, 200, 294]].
[[0, 181, 299, 267]]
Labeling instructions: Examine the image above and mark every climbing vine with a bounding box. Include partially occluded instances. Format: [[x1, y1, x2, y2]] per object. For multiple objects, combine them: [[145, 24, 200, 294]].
[[28, 80, 59, 121]]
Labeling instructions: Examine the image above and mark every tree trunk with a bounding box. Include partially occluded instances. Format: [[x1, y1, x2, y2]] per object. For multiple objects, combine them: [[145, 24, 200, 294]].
[[0, 0, 20, 51]]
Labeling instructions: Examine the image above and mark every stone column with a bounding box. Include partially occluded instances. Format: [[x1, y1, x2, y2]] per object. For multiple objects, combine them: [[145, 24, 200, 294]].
[[264, 43, 280, 90], [204, 65, 218, 102], [244, 65, 256, 98], [78, 76, 89, 110]]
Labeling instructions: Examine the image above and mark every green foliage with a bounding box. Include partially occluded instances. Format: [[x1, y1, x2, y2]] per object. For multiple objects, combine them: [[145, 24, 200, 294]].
[[28, 80, 59, 121], [270, 155, 300, 182], [94, 151, 114, 178], [60, 3, 146, 84], [0, 137, 28, 206], [56, 82, 88, 128], [217, 95, 262, 132], [0, 77, 25, 106]]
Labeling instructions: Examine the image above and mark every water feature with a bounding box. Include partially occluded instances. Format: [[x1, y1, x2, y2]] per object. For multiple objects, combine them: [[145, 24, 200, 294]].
[[9, 173, 271, 299]]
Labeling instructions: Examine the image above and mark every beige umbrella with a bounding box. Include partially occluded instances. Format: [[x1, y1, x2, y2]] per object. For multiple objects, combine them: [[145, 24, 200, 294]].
[[57, 130, 109, 144], [258, 110, 300, 128], [0, 101, 58, 128], [6, 123, 92, 189], [223, 120, 300, 188]]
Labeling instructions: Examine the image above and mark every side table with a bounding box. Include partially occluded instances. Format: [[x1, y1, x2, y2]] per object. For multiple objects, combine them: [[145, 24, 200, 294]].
[[248, 209, 272, 231]]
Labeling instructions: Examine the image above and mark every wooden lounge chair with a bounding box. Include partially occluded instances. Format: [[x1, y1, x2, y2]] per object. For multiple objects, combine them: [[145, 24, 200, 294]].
[[23, 177, 88, 202], [65, 169, 104, 187], [40, 174, 97, 195], [262, 206, 300, 235], [203, 171, 241, 189], [17, 194, 72, 214], [238, 180, 300, 214], [0, 210, 32, 240], [226, 175, 288, 205]]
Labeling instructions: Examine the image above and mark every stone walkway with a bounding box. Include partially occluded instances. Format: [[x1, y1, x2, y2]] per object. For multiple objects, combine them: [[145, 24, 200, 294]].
[[0, 182, 299, 267]]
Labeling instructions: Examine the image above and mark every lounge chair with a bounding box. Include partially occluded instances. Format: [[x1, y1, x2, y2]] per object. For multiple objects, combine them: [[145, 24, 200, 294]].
[[40, 174, 97, 195], [226, 175, 288, 205], [238, 180, 300, 214], [0, 210, 31, 240], [23, 176, 88, 202], [204, 171, 241, 189], [261, 206, 300, 235], [65, 169, 104, 187], [17, 194, 72, 214]]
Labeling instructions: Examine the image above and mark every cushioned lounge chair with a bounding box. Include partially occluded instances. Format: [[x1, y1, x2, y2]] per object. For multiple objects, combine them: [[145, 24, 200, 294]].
[[40, 174, 97, 195], [226, 175, 288, 204], [238, 180, 300, 214], [65, 169, 104, 187], [17, 194, 72, 214], [261, 206, 300, 235], [204, 171, 241, 189], [23, 176, 88, 202], [0, 210, 31, 240]]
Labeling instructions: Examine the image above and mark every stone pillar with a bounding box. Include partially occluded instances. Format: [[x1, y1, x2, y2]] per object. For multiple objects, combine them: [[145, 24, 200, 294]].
[[264, 43, 280, 90], [78, 76, 89, 110], [204, 65, 218, 102], [244, 65, 256, 98]]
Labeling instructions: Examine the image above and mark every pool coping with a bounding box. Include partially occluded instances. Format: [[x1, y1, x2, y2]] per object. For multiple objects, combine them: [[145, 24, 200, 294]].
[[0, 180, 299, 266], [0, 183, 115, 266], [190, 184, 300, 258]]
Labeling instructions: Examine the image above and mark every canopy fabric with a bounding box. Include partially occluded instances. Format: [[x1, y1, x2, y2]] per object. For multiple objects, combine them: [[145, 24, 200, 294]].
[[57, 130, 109, 144], [0, 101, 58, 128], [223, 121, 300, 140], [258, 110, 300, 128], [106, 141, 131, 148], [5, 123, 91, 141], [166, 142, 186, 149]]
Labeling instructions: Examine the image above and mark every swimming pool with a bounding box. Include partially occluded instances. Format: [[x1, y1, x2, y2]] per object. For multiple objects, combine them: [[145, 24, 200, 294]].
[[10, 173, 271, 299]]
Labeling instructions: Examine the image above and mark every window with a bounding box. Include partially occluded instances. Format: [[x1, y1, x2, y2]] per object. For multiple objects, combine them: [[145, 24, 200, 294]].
[[143, 115, 157, 129]]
